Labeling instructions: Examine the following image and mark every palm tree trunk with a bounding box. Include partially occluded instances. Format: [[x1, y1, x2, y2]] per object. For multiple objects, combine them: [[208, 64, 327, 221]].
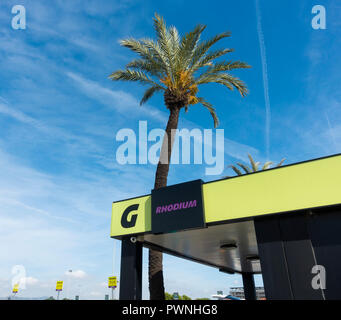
[[149, 106, 180, 300]]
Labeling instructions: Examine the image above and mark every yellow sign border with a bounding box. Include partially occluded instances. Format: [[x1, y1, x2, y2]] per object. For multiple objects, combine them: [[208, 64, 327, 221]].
[[56, 281, 63, 291], [108, 276, 117, 288], [12, 283, 19, 293]]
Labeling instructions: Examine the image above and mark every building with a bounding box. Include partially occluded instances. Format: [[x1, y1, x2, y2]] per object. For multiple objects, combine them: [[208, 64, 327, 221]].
[[229, 287, 265, 300], [112, 154, 341, 300]]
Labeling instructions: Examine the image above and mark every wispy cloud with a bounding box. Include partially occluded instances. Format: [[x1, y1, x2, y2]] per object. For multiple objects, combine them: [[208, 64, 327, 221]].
[[0, 99, 108, 161], [66, 72, 168, 123], [255, 0, 271, 160], [325, 111, 337, 150], [0, 102, 46, 130]]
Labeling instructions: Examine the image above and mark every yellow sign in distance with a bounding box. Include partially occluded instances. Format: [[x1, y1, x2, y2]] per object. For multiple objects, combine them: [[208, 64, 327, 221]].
[[12, 283, 19, 293], [108, 276, 117, 288], [56, 281, 63, 291]]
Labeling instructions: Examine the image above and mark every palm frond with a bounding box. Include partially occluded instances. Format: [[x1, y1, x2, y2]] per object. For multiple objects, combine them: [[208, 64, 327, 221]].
[[228, 165, 242, 176], [179, 24, 206, 69], [191, 48, 234, 71], [190, 31, 231, 69], [237, 163, 251, 174], [196, 73, 231, 87], [120, 38, 154, 61], [109, 69, 162, 88], [119, 38, 168, 74], [197, 97, 219, 128], [196, 73, 248, 96], [262, 161, 273, 170], [126, 59, 164, 77], [140, 39, 170, 71], [218, 73, 248, 96], [276, 158, 286, 167], [140, 85, 164, 105], [169, 26, 181, 66], [153, 13, 174, 77], [248, 154, 259, 172], [227, 154, 286, 177], [204, 61, 251, 74]]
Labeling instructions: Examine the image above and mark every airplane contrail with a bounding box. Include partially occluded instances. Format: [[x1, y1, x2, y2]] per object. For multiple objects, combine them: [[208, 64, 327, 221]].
[[325, 111, 337, 150], [255, 0, 271, 160]]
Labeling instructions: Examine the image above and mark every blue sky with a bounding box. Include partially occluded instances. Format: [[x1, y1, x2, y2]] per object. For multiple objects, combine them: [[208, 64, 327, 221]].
[[0, 0, 340, 299]]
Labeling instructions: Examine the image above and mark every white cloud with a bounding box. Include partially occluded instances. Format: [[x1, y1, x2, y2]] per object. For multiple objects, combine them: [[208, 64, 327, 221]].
[[23, 277, 39, 286], [66, 270, 87, 279]]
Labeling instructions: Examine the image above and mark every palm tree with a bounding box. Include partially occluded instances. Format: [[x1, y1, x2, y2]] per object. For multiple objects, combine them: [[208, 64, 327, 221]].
[[228, 154, 285, 176], [109, 13, 250, 300]]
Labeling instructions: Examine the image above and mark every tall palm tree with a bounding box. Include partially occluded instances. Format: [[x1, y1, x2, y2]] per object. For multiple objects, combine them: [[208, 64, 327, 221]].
[[109, 13, 250, 300], [228, 154, 285, 176]]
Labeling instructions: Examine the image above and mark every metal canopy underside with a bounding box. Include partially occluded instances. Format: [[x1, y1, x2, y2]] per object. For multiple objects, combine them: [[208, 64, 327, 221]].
[[139, 219, 260, 274]]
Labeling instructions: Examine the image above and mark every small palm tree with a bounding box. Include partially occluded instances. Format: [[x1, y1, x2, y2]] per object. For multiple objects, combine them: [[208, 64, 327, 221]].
[[228, 154, 285, 176], [109, 13, 250, 300]]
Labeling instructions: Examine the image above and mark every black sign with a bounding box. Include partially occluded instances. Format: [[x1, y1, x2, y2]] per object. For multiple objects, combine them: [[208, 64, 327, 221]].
[[151, 179, 205, 234]]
